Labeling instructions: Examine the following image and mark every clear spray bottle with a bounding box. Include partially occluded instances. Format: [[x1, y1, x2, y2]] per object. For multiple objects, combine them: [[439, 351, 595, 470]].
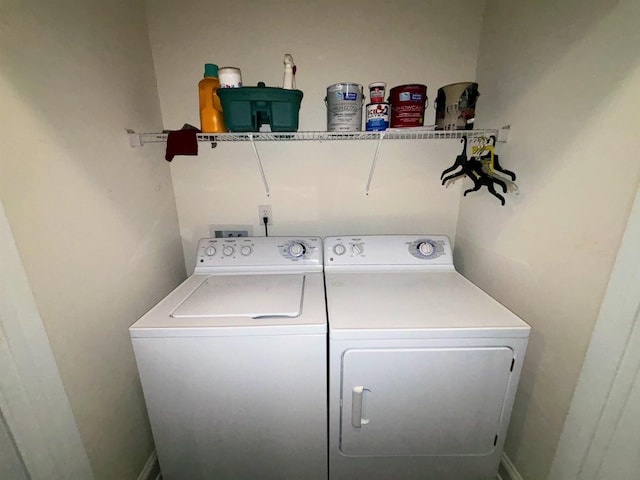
[[282, 54, 296, 90]]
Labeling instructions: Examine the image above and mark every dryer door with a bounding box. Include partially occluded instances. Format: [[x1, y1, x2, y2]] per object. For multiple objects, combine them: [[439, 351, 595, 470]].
[[340, 347, 514, 456]]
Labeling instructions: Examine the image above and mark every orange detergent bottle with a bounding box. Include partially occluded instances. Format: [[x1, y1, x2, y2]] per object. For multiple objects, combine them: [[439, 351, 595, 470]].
[[198, 63, 227, 133]]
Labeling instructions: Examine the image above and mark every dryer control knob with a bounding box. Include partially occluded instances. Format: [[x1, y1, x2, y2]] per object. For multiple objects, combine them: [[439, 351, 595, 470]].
[[351, 243, 364, 255], [223, 245, 235, 256], [205, 246, 216, 256], [417, 241, 435, 257], [333, 244, 346, 255], [240, 245, 252, 256], [288, 242, 306, 258]]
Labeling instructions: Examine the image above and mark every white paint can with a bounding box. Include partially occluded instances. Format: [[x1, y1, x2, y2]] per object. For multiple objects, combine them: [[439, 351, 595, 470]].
[[218, 67, 243, 88], [325, 83, 364, 131], [365, 102, 390, 131]]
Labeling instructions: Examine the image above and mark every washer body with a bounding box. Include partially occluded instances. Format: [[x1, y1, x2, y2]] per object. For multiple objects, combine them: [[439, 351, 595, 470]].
[[324, 235, 530, 480], [130, 237, 327, 480]]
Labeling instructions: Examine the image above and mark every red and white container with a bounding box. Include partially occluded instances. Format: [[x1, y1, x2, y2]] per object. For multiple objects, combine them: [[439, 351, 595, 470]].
[[389, 84, 428, 128], [368, 82, 386, 104]]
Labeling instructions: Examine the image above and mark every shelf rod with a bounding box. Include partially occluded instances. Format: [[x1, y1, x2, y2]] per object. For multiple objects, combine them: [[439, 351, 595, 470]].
[[365, 132, 386, 195], [249, 134, 270, 197]]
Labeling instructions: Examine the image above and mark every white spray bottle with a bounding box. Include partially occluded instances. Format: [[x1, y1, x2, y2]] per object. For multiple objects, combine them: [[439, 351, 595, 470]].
[[282, 54, 296, 90]]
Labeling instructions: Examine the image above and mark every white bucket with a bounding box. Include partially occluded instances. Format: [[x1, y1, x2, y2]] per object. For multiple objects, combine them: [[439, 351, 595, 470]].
[[218, 67, 243, 88], [325, 83, 364, 131]]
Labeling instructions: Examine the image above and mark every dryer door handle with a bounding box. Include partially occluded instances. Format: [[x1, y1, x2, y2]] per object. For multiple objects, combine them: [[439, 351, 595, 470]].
[[351, 386, 370, 428]]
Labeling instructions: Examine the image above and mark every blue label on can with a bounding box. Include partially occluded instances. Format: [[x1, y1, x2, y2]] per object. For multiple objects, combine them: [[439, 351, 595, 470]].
[[399, 92, 411, 101], [366, 118, 389, 131], [343, 92, 358, 101], [411, 93, 423, 101]]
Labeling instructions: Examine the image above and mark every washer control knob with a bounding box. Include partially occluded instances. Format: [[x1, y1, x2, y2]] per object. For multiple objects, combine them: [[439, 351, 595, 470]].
[[205, 246, 216, 256], [288, 242, 306, 258], [417, 241, 435, 257], [351, 243, 364, 255], [223, 245, 235, 257], [240, 245, 252, 256], [333, 243, 346, 256]]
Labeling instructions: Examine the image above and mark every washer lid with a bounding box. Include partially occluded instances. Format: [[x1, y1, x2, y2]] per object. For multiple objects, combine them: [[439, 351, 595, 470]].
[[130, 272, 327, 337], [171, 274, 304, 318]]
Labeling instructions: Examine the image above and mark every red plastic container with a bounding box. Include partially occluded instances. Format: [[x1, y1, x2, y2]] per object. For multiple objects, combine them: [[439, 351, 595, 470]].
[[389, 84, 428, 128]]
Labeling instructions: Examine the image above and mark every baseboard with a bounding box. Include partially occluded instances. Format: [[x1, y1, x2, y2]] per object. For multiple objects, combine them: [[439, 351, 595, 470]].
[[137, 449, 514, 480], [137, 449, 513, 480], [136, 448, 514, 480], [499, 452, 524, 480], [137, 450, 161, 480]]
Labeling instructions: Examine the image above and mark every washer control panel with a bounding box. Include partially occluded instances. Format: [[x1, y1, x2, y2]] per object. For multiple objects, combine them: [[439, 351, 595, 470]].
[[194, 236, 322, 272], [324, 235, 453, 268]]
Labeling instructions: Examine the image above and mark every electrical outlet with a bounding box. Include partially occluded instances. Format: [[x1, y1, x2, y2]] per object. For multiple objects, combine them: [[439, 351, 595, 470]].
[[258, 205, 273, 225]]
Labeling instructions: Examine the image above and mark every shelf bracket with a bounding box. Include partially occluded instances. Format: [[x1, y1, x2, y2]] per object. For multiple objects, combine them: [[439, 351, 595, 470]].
[[127, 129, 142, 147], [497, 125, 511, 143], [365, 132, 386, 195], [249, 134, 271, 197]]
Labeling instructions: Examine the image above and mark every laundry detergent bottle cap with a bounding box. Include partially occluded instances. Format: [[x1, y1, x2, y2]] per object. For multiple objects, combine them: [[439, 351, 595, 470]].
[[199, 63, 227, 133], [204, 63, 219, 78]]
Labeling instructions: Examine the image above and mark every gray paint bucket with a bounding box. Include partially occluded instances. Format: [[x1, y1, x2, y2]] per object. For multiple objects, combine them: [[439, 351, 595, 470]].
[[325, 83, 364, 131], [435, 82, 479, 130]]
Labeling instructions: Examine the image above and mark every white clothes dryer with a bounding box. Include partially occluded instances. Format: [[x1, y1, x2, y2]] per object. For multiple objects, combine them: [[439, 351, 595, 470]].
[[324, 235, 530, 480], [130, 237, 327, 480]]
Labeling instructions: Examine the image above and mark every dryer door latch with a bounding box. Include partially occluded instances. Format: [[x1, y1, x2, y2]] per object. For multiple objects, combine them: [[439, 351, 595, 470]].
[[351, 386, 371, 428]]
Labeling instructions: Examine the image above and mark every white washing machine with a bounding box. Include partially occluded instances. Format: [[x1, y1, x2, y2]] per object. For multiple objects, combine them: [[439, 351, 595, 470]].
[[324, 235, 530, 480], [130, 236, 327, 480]]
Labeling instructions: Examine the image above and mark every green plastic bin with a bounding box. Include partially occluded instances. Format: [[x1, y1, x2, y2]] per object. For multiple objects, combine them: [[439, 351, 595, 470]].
[[217, 82, 303, 132]]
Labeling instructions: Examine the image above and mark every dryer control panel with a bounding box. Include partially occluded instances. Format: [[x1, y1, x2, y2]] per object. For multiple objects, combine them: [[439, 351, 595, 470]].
[[324, 235, 454, 269], [194, 236, 323, 273]]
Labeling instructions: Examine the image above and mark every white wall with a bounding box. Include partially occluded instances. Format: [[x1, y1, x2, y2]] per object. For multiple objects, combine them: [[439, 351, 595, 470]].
[[456, 1, 640, 479], [1, 200, 93, 479], [0, 1, 185, 478], [0, 415, 28, 480], [145, 0, 487, 271]]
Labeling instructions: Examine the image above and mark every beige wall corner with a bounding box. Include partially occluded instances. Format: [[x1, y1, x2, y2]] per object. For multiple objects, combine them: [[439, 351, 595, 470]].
[[0, 1, 185, 478], [456, 0, 640, 478]]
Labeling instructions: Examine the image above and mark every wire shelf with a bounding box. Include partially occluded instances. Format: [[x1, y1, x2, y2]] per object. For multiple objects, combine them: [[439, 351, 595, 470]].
[[126, 126, 510, 197], [132, 128, 501, 146]]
